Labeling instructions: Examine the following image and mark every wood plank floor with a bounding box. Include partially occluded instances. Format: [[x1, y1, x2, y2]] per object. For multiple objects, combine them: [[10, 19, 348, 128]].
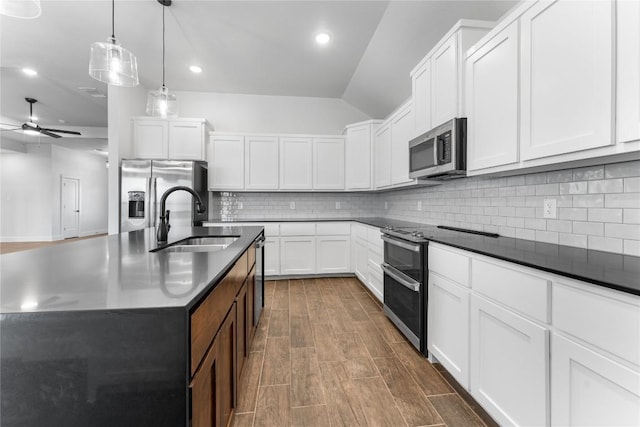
[[0, 234, 107, 255], [235, 277, 497, 427]]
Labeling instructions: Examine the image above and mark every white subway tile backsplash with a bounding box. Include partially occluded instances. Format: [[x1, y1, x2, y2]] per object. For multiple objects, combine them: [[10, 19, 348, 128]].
[[605, 223, 640, 239], [588, 179, 623, 194], [573, 221, 603, 236], [215, 160, 639, 256], [624, 209, 640, 224], [588, 208, 623, 223]]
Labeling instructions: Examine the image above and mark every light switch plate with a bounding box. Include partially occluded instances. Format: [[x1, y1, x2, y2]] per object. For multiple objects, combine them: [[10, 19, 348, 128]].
[[237, 202, 243, 210], [290, 201, 296, 210], [417, 201, 422, 211], [543, 199, 557, 219], [336, 202, 341, 210], [384, 202, 388, 209]]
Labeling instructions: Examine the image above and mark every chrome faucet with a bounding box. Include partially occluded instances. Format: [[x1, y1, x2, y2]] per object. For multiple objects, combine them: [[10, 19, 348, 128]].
[[157, 186, 207, 243]]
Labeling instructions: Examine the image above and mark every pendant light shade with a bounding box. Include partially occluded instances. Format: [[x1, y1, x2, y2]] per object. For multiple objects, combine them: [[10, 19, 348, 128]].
[[0, 0, 41, 19], [146, 0, 177, 118], [88, 0, 139, 87], [146, 86, 177, 117]]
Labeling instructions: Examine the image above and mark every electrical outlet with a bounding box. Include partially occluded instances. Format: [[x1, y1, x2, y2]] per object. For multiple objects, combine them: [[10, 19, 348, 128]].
[[384, 202, 388, 209], [237, 202, 243, 210], [417, 201, 422, 211], [290, 201, 296, 210], [543, 198, 557, 219], [336, 201, 341, 210]]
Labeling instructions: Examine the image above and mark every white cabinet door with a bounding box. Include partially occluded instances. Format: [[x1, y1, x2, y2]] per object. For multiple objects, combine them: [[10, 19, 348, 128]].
[[316, 236, 350, 274], [470, 294, 549, 427], [245, 135, 279, 190], [428, 273, 470, 389], [168, 120, 204, 160], [466, 21, 519, 172], [133, 119, 168, 158], [431, 34, 458, 127], [390, 102, 414, 185], [374, 122, 392, 189], [280, 236, 315, 275], [616, 0, 640, 144], [279, 137, 313, 190], [551, 333, 640, 427], [412, 59, 432, 135], [520, 0, 614, 160], [313, 137, 344, 190], [355, 240, 368, 285], [209, 135, 244, 190], [345, 124, 373, 190], [264, 237, 280, 276]]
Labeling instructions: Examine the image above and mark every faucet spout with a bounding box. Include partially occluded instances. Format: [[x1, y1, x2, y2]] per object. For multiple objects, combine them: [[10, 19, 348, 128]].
[[156, 186, 207, 243]]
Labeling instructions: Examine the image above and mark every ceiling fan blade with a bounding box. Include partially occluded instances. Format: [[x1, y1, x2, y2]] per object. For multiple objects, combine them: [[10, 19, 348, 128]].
[[39, 129, 62, 138], [40, 128, 81, 136]]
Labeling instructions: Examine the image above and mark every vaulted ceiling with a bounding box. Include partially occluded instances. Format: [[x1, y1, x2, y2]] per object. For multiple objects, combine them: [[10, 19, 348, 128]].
[[1, 0, 516, 133]]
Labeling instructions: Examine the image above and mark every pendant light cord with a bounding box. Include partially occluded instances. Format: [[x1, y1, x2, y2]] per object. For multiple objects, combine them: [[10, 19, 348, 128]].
[[162, 4, 166, 88], [111, 0, 115, 39]]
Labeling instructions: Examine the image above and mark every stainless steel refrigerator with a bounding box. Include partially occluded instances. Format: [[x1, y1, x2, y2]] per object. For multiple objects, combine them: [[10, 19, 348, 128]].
[[120, 159, 208, 233]]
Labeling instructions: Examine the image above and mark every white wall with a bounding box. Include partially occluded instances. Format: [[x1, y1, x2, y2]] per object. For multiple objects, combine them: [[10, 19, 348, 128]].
[[174, 91, 371, 134], [107, 84, 149, 234], [0, 144, 53, 241], [51, 145, 108, 239]]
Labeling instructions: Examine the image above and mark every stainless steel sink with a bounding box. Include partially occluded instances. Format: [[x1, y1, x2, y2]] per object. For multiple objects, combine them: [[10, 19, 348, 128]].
[[154, 236, 239, 253]]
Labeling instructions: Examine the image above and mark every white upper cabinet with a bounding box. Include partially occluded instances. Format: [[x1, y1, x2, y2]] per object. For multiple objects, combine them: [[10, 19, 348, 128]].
[[245, 135, 279, 190], [411, 20, 493, 137], [520, 0, 614, 160], [280, 137, 313, 190], [431, 35, 459, 127], [390, 101, 415, 185], [412, 59, 432, 136], [344, 121, 380, 190], [466, 21, 519, 172], [133, 117, 211, 160], [208, 134, 244, 190], [616, 0, 640, 144], [313, 137, 345, 190], [374, 122, 392, 189]]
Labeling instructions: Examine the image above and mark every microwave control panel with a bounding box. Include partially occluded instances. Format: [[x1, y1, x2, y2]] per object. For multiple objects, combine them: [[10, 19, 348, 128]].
[[437, 130, 452, 164]]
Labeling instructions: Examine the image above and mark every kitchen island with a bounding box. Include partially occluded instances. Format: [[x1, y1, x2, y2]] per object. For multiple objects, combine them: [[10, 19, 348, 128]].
[[0, 225, 263, 426]]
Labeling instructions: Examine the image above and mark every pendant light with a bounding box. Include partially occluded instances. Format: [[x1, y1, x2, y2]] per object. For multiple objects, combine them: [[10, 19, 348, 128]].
[[146, 0, 177, 118], [88, 0, 139, 87], [0, 0, 41, 19]]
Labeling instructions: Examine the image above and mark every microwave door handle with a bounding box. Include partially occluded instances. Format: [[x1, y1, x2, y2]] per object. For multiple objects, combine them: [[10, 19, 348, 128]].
[[381, 263, 420, 292]]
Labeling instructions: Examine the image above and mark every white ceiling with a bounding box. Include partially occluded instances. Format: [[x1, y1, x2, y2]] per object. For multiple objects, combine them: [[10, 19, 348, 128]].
[[1, 0, 517, 149]]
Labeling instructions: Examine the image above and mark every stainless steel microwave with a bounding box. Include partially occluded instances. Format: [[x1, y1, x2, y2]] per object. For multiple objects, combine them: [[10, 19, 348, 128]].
[[409, 118, 466, 180]]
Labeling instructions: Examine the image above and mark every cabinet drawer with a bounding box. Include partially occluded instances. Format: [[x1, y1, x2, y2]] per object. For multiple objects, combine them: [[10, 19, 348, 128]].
[[367, 227, 383, 251], [368, 248, 382, 267], [280, 222, 316, 236], [355, 224, 368, 241], [316, 222, 351, 235], [190, 273, 237, 377], [472, 258, 549, 323], [553, 280, 640, 366], [429, 244, 470, 287]]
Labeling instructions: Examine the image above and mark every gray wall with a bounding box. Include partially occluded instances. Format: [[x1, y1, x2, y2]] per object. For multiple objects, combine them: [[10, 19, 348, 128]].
[[210, 160, 640, 256]]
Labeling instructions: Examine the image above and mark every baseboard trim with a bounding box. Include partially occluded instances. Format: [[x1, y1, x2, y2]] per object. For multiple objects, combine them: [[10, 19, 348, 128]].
[[0, 236, 54, 243]]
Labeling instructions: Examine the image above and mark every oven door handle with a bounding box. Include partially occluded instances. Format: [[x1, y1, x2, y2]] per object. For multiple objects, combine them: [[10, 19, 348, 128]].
[[381, 263, 420, 292], [381, 235, 421, 252]]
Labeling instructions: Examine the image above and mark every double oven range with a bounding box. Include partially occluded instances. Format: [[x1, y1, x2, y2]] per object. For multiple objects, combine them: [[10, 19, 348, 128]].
[[381, 226, 430, 356]]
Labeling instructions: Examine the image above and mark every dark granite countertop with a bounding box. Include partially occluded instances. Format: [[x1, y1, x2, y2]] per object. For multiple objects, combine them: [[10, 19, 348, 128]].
[[0, 226, 263, 314], [205, 217, 640, 296]]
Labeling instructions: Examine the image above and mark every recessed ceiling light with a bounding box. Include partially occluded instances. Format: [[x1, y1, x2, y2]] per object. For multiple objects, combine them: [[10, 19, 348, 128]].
[[22, 68, 37, 76], [315, 32, 331, 45], [189, 65, 203, 73]]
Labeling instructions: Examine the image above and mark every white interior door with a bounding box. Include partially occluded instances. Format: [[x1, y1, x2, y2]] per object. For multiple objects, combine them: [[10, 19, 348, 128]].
[[62, 177, 80, 239]]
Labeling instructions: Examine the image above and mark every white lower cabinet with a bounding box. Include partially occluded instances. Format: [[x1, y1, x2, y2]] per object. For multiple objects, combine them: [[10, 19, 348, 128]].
[[316, 236, 350, 274], [470, 294, 549, 426], [280, 236, 315, 275], [264, 237, 280, 276], [355, 239, 368, 285], [428, 273, 470, 389], [551, 333, 640, 427]]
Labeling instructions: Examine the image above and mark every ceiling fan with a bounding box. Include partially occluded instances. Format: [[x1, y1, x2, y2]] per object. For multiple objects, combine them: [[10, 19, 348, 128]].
[[0, 98, 81, 139]]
